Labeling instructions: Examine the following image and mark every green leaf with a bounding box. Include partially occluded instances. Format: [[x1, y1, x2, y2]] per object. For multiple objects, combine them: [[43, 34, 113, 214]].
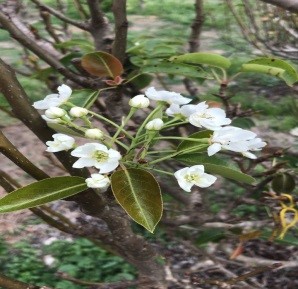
[[170, 52, 231, 69], [241, 58, 298, 86], [271, 173, 296, 194], [177, 130, 212, 152], [130, 73, 154, 90], [0, 177, 87, 213], [67, 89, 99, 109], [175, 154, 254, 184], [81, 51, 123, 78], [142, 61, 212, 79], [111, 168, 163, 233]]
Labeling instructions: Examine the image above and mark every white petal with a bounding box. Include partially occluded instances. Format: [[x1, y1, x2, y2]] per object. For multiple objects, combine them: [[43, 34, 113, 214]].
[[208, 143, 222, 156], [108, 149, 122, 160], [72, 158, 96, 168], [188, 165, 205, 174], [177, 178, 193, 192], [57, 84, 72, 99], [96, 161, 119, 173], [71, 143, 98, 157], [242, 151, 257, 159], [195, 173, 217, 188]]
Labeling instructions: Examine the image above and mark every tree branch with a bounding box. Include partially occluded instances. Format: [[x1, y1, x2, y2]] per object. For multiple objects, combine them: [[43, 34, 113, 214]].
[[189, 0, 204, 52], [86, 0, 110, 50], [0, 11, 97, 88], [31, 0, 89, 30], [258, 0, 298, 13], [112, 0, 128, 63]]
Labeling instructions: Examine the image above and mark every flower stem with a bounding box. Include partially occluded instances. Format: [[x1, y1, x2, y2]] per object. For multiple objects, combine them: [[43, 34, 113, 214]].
[[109, 108, 137, 146]]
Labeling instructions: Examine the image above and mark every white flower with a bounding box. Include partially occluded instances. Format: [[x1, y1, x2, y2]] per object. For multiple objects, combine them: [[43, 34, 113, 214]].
[[71, 143, 121, 173], [44, 107, 66, 119], [145, 118, 164, 131], [145, 87, 191, 105], [241, 138, 267, 159], [85, 173, 110, 190], [129, 94, 150, 108], [69, 107, 88, 118], [33, 84, 72, 109], [46, 133, 75, 152], [189, 104, 231, 130], [174, 165, 217, 192], [207, 126, 265, 157], [85, 128, 104, 140]]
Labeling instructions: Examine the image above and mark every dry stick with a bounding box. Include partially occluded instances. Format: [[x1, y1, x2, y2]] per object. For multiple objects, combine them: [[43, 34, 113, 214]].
[[0, 12, 96, 88], [86, 0, 110, 51], [0, 273, 55, 289], [30, 0, 89, 30], [112, 0, 128, 64]]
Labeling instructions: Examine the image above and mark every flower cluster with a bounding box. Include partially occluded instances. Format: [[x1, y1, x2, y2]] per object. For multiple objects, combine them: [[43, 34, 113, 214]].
[[33, 85, 266, 193]]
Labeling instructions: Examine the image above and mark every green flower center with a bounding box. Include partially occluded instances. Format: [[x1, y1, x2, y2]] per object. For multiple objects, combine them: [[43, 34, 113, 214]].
[[93, 150, 109, 163], [185, 174, 200, 183]]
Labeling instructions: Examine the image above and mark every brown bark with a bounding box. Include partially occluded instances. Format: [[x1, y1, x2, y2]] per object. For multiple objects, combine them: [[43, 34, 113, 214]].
[[112, 0, 128, 63], [189, 0, 204, 52]]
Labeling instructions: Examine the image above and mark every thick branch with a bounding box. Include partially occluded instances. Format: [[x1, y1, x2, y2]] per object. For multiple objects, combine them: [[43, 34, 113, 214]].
[[31, 0, 89, 30], [112, 0, 128, 63], [86, 0, 110, 50], [0, 11, 96, 88], [0, 273, 55, 289], [258, 0, 298, 13]]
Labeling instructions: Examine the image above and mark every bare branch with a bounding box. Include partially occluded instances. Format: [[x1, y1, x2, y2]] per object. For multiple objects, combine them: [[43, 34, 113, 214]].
[[258, 0, 298, 13], [0, 11, 97, 88], [189, 0, 204, 52], [112, 0, 128, 63], [86, 0, 110, 50], [31, 0, 89, 30]]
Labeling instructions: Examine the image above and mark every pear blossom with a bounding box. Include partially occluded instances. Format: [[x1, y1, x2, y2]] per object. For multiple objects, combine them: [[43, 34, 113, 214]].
[[33, 84, 72, 109], [145, 118, 164, 131], [129, 94, 150, 108], [207, 126, 266, 157], [44, 107, 66, 119], [174, 165, 217, 192], [85, 173, 110, 190], [46, 133, 75, 152], [69, 107, 88, 118], [241, 138, 267, 159], [165, 102, 209, 118], [189, 104, 231, 130], [145, 87, 191, 105], [71, 143, 121, 173], [85, 128, 104, 140]]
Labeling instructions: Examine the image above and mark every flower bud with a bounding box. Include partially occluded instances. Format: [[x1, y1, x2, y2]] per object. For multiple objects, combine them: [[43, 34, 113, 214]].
[[69, 107, 88, 118], [129, 94, 150, 109], [44, 107, 66, 119], [85, 128, 104, 140], [85, 174, 110, 190], [145, 118, 164, 131]]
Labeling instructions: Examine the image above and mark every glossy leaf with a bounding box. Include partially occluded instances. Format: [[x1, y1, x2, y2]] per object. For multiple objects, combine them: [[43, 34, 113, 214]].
[[171, 52, 231, 69], [177, 130, 212, 152], [241, 58, 298, 86], [142, 62, 212, 79], [81, 51, 123, 78], [175, 154, 255, 184], [130, 73, 154, 89], [111, 168, 163, 233], [68, 89, 99, 109], [0, 177, 87, 213]]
